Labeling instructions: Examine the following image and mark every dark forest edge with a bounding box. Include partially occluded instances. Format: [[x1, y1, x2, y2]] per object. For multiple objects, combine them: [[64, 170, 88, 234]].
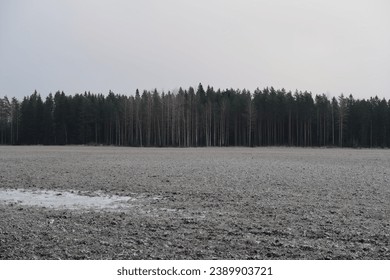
[[0, 84, 389, 147]]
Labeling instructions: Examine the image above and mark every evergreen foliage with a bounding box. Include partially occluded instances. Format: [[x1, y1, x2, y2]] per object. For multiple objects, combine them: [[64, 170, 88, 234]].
[[1, 85, 389, 147]]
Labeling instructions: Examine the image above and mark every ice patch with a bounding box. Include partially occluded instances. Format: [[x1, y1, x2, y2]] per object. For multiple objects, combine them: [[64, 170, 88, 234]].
[[0, 189, 135, 211]]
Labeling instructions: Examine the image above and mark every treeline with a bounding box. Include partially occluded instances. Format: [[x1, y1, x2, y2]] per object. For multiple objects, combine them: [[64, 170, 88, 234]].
[[0, 84, 389, 147]]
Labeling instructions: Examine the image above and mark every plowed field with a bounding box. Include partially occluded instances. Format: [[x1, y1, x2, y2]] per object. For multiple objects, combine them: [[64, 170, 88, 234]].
[[0, 146, 389, 259]]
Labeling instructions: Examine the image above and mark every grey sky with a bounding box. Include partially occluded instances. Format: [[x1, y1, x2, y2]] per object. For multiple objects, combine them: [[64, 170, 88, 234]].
[[1, 0, 389, 100]]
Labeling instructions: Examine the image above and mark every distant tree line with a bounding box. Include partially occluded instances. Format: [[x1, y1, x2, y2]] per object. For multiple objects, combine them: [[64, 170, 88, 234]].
[[0, 84, 389, 147]]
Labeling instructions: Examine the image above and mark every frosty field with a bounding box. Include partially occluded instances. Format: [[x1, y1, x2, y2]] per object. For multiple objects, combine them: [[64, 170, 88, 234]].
[[0, 146, 389, 259]]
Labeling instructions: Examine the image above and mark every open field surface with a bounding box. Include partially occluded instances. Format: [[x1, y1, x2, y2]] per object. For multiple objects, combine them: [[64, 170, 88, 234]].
[[0, 146, 389, 259]]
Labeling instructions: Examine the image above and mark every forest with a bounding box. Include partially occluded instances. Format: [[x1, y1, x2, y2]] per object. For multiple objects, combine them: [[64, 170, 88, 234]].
[[0, 84, 389, 147]]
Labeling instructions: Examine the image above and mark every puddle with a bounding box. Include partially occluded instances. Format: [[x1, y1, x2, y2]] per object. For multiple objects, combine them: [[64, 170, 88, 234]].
[[0, 189, 136, 212]]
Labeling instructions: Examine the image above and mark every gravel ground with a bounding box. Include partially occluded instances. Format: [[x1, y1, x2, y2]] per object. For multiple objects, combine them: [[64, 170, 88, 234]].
[[0, 146, 389, 259]]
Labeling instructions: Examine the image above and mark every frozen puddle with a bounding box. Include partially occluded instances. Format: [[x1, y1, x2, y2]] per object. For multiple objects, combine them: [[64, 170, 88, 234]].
[[0, 189, 137, 212]]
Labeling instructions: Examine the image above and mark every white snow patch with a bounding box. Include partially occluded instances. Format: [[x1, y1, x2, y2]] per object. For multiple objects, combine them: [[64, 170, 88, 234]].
[[0, 189, 136, 211]]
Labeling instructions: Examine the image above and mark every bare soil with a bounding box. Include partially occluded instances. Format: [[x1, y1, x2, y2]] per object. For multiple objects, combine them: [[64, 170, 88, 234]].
[[0, 146, 389, 259]]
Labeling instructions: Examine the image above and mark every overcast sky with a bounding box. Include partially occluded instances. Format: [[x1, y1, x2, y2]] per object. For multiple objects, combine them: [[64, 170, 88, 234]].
[[1, 0, 389, 100]]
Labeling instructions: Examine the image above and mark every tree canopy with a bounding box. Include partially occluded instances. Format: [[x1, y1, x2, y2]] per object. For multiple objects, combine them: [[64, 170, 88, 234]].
[[1, 85, 389, 147]]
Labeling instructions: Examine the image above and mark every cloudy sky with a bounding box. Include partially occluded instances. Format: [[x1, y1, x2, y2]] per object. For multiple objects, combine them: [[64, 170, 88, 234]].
[[1, 0, 389, 100]]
